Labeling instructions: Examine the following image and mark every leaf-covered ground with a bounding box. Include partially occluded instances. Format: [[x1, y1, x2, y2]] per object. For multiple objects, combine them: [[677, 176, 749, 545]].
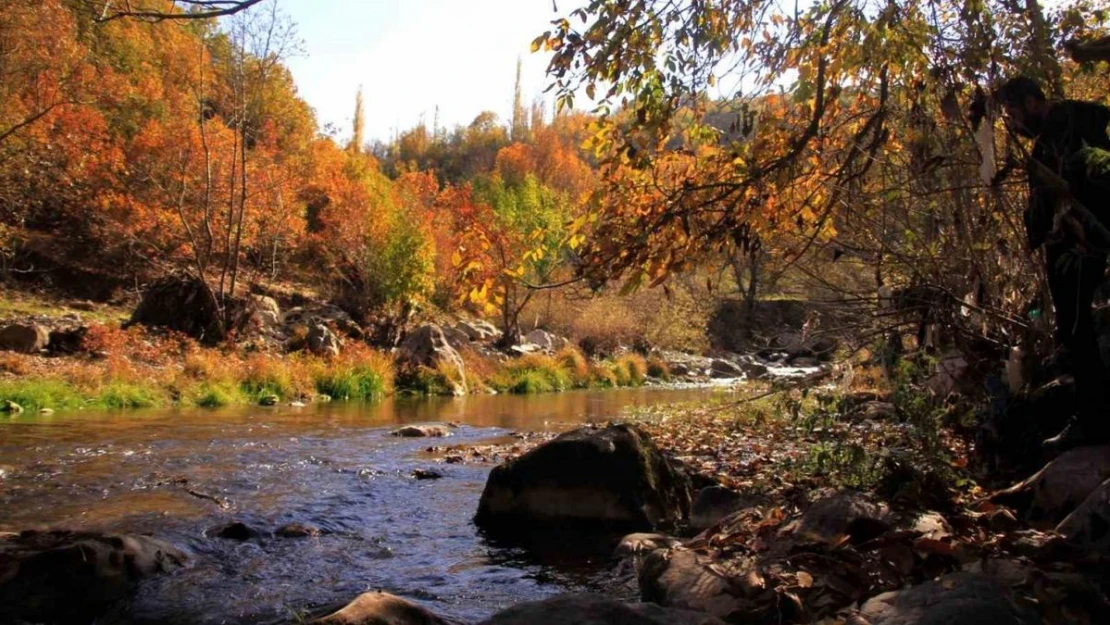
[[433, 381, 1110, 624]]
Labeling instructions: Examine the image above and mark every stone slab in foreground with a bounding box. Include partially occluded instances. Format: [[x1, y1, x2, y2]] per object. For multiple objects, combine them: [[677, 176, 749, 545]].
[[477, 593, 726, 625], [857, 572, 1042, 625], [0, 530, 188, 624]]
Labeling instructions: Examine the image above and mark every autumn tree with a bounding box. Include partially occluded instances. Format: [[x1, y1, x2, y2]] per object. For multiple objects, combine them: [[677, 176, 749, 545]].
[[539, 0, 1110, 351], [456, 174, 571, 345]]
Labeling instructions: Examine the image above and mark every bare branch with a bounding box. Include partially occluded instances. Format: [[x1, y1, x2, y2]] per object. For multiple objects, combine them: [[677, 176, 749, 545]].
[[90, 0, 266, 22]]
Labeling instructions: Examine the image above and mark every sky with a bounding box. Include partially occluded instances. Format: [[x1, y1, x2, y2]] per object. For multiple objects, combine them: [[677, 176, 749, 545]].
[[278, 0, 578, 143]]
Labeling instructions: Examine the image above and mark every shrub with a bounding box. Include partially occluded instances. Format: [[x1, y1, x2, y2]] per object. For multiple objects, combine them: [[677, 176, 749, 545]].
[[240, 353, 297, 401], [589, 363, 620, 388], [510, 369, 556, 394], [0, 380, 85, 412], [609, 359, 633, 386], [315, 365, 389, 401], [618, 353, 648, 385], [646, 357, 671, 380], [509, 354, 571, 392], [314, 345, 394, 400], [182, 348, 235, 382], [0, 354, 30, 376], [97, 383, 160, 409], [554, 346, 590, 387], [571, 298, 642, 357], [407, 365, 454, 396], [192, 383, 243, 408], [457, 345, 499, 390]]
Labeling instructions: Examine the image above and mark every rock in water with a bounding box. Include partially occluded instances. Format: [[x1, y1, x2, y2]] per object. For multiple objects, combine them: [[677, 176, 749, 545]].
[[474, 423, 694, 531], [412, 469, 445, 480], [311, 591, 455, 625], [0, 530, 187, 624], [275, 523, 321, 538], [391, 425, 450, 438], [478, 593, 726, 625], [858, 572, 1042, 625], [0, 323, 49, 353], [206, 521, 259, 541], [614, 532, 682, 557], [1, 400, 23, 414]]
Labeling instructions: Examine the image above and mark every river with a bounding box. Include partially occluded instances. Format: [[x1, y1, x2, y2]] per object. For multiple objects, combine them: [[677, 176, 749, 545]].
[[0, 386, 738, 624]]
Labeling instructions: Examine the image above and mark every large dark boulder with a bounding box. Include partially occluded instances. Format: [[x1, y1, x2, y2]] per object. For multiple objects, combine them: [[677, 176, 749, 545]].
[[128, 275, 238, 343], [993, 445, 1110, 522], [977, 376, 1075, 477], [0, 530, 188, 624], [477, 594, 726, 625], [1057, 475, 1110, 553], [790, 489, 893, 545], [474, 423, 694, 531], [0, 323, 49, 353], [857, 572, 1042, 625], [48, 326, 88, 354]]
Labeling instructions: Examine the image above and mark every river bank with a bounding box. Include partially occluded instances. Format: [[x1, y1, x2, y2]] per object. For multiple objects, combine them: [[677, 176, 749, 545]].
[[0, 289, 810, 415]]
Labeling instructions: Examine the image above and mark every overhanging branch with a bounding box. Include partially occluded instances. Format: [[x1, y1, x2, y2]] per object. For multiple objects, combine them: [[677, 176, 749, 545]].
[[92, 0, 266, 22]]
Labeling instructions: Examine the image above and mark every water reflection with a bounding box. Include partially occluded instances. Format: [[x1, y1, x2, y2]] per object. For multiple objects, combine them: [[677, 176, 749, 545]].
[[0, 385, 737, 623]]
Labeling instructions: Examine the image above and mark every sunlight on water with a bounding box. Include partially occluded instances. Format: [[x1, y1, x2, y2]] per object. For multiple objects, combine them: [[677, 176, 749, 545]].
[[0, 386, 739, 624]]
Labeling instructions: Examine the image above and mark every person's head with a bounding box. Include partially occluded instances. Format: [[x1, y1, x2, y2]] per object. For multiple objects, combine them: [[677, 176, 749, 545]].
[[996, 75, 1049, 137]]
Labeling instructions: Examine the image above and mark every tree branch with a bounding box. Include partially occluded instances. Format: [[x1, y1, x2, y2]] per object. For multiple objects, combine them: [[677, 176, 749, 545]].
[[92, 0, 266, 22]]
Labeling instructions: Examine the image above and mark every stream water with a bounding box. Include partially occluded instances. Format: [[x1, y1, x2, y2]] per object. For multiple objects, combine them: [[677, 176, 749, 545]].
[[0, 386, 739, 624]]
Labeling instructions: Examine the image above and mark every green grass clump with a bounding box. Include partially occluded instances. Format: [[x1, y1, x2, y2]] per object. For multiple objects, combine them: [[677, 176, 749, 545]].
[[589, 363, 620, 388], [0, 380, 85, 412], [96, 383, 160, 410], [192, 383, 244, 408], [404, 366, 455, 396], [315, 366, 389, 401], [617, 353, 648, 385], [609, 359, 633, 386], [497, 354, 572, 394], [510, 369, 557, 394], [554, 347, 591, 387]]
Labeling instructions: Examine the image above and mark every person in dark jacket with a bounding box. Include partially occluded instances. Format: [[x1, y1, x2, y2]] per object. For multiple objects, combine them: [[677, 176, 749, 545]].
[[997, 76, 1110, 452]]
